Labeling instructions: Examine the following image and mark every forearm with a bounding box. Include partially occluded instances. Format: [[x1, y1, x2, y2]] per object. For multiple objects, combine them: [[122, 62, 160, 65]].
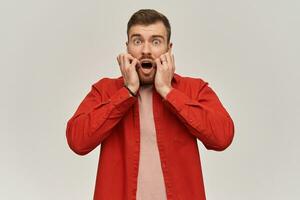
[[163, 85, 234, 151], [66, 86, 136, 155]]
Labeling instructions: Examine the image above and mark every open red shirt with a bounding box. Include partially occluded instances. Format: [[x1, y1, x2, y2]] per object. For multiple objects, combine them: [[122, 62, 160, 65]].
[[66, 73, 235, 200]]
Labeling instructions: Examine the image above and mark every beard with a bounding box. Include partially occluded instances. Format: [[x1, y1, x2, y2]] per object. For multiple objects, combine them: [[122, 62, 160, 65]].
[[136, 55, 157, 85], [137, 67, 156, 85]]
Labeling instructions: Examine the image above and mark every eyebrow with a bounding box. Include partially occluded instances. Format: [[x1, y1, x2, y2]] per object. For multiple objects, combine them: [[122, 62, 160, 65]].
[[130, 34, 165, 40]]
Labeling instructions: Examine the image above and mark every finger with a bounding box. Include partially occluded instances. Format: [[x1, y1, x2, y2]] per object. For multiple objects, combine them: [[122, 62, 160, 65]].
[[126, 53, 135, 61], [119, 65, 125, 77], [169, 46, 172, 55], [124, 54, 131, 67], [119, 58, 125, 76], [167, 53, 175, 75], [121, 54, 126, 68], [160, 54, 166, 63], [172, 54, 175, 73], [155, 58, 162, 70], [117, 55, 121, 66], [135, 59, 141, 68], [125, 53, 135, 64], [160, 54, 168, 69], [130, 58, 138, 69], [171, 54, 174, 64], [166, 52, 172, 68], [119, 56, 125, 73]]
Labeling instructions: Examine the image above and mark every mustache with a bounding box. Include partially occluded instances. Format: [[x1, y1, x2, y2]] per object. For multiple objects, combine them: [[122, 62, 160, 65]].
[[130, 56, 156, 68], [138, 55, 155, 60], [128, 56, 159, 68]]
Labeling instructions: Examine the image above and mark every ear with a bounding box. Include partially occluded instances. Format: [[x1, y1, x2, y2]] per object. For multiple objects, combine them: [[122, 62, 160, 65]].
[[126, 41, 128, 52], [168, 42, 173, 51]]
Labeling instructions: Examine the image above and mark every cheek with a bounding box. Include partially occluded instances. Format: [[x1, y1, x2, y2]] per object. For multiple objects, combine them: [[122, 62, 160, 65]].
[[128, 46, 141, 56], [152, 48, 167, 58]]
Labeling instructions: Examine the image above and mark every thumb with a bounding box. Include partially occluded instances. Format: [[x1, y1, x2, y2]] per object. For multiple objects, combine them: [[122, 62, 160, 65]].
[[155, 58, 162, 69], [130, 58, 139, 69], [127, 54, 135, 63]]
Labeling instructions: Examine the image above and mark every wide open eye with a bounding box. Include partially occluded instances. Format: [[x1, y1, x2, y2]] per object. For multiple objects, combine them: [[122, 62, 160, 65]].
[[133, 38, 142, 45], [152, 39, 161, 46]]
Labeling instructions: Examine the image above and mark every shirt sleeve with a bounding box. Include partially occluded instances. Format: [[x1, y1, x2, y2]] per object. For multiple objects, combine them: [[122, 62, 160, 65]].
[[66, 81, 137, 155], [162, 81, 235, 151]]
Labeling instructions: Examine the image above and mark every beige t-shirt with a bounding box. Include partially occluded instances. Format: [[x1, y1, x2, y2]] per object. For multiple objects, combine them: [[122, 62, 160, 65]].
[[136, 85, 167, 200]]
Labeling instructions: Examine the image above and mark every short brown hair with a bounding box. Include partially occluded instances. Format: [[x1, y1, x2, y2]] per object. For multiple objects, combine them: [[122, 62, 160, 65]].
[[127, 9, 171, 44]]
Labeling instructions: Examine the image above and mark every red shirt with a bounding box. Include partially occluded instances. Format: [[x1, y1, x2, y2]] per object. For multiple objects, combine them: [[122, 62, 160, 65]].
[[66, 73, 235, 200]]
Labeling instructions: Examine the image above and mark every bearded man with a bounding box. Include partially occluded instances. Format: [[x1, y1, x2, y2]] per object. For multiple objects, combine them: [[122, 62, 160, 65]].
[[66, 9, 235, 200]]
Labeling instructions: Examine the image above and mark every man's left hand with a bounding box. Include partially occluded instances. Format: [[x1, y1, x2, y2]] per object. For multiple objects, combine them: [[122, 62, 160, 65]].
[[154, 47, 175, 99]]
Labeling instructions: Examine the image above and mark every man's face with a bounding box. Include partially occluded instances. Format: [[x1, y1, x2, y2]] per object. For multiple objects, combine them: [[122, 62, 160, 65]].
[[126, 21, 172, 85]]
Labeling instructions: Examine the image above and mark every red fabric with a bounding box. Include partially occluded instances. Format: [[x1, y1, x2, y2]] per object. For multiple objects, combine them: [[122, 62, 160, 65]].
[[66, 73, 235, 200]]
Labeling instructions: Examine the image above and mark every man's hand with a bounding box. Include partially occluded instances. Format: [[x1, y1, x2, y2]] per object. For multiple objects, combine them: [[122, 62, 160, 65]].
[[154, 47, 175, 99], [117, 53, 140, 94]]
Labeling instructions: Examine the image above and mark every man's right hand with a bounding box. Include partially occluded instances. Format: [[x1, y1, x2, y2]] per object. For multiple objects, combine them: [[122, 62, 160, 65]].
[[117, 53, 140, 94]]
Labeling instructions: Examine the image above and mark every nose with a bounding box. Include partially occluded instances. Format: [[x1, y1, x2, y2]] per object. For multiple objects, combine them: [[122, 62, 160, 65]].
[[142, 42, 151, 56]]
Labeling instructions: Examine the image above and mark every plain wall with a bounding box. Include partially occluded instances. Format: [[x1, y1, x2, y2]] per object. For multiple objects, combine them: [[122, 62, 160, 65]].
[[1, 0, 299, 199]]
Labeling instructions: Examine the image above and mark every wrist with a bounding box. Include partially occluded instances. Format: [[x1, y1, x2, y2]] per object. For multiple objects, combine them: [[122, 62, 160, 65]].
[[158, 86, 172, 99], [124, 84, 137, 97]]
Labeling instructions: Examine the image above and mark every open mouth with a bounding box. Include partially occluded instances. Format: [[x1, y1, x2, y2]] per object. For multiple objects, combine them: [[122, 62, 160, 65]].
[[140, 60, 155, 69], [141, 62, 153, 69]]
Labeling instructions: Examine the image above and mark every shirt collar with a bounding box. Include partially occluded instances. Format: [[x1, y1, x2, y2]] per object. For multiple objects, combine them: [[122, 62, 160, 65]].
[[117, 73, 180, 86]]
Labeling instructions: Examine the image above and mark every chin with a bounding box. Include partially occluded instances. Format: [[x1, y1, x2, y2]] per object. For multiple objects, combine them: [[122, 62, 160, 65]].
[[137, 68, 156, 86], [139, 75, 154, 85], [140, 80, 154, 85]]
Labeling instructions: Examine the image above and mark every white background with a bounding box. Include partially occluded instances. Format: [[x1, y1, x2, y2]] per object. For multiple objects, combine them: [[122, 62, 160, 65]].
[[1, 0, 299, 199]]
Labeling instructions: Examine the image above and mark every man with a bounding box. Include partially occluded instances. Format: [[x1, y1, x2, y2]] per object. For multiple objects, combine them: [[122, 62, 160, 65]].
[[66, 9, 234, 200]]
